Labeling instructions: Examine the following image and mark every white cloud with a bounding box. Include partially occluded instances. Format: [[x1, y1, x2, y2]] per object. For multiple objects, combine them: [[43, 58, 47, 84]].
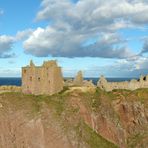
[[1, 0, 148, 61], [36, 0, 148, 27], [0, 29, 33, 58], [86, 56, 148, 77], [23, 26, 135, 58], [23, 0, 148, 58], [141, 37, 148, 53], [16, 29, 33, 40], [0, 35, 15, 58], [114, 57, 148, 76]]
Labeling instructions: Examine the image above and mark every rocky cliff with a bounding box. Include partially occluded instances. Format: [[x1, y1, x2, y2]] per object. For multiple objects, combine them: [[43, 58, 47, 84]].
[[0, 87, 147, 148]]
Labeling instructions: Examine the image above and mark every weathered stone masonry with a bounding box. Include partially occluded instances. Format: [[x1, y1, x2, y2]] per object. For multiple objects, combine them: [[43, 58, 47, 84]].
[[22, 60, 63, 95], [97, 75, 148, 91]]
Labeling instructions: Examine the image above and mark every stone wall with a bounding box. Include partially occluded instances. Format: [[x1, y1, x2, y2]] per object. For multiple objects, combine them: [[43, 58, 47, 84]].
[[97, 75, 148, 91], [0, 86, 21, 93]]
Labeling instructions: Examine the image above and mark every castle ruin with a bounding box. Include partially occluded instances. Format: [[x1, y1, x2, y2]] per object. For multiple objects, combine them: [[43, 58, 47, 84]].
[[73, 71, 83, 86], [22, 60, 63, 95], [97, 75, 148, 91], [21, 60, 148, 94]]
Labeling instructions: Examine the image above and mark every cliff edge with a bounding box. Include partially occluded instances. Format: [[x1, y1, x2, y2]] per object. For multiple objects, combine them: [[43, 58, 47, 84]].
[[0, 87, 147, 148]]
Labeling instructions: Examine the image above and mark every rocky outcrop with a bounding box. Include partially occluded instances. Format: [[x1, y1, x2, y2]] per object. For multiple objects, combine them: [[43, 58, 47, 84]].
[[0, 88, 147, 148], [68, 88, 148, 147], [0, 94, 80, 148], [0, 108, 72, 148]]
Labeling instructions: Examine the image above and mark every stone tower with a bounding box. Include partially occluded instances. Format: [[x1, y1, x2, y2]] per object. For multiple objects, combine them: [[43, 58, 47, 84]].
[[22, 60, 63, 95], [73, 71, 83, 86]]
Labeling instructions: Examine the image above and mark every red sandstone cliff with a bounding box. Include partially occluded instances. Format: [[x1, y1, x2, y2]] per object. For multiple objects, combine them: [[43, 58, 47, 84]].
[[0, 88, 147, 148]]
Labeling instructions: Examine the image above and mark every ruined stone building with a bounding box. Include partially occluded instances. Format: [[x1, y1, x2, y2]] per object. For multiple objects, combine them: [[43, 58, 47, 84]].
[[22, 60, 63, 95], [64, 70, 95, 87], [73, 71, 83, 86], [97, 75, 148, 91]]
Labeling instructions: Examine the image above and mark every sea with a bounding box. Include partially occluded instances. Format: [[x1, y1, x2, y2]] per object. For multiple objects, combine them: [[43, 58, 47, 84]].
[[0, 77, 137, 86]]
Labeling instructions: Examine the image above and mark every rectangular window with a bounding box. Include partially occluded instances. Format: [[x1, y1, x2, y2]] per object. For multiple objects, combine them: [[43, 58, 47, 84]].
[[24, 69, 27, 74], [30, 76, 32, 81]]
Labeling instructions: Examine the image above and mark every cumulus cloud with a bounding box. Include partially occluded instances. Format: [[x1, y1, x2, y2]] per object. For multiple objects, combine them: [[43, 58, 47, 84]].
[[141, 37, 148, 53], [0, 35, 15, 58], [0, 29, 34, 58], [23, 26, 135, 58], [0, 10, 16, 58], [86, 56, 148, 77], [114, 57, 148, 77], [16, 29, 33, 40], [36, 0, 148, 26], [22, 0, 148, 58]]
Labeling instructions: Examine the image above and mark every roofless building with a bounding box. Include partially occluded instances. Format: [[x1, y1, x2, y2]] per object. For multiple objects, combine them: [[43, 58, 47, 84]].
[[22, 60, 63, 95]]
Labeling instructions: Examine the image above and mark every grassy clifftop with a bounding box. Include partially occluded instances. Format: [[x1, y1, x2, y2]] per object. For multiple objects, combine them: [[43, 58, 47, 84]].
[[0, 87, 147, 147]]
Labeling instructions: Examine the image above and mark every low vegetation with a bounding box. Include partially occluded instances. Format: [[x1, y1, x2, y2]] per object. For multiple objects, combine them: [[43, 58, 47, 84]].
[[0, 87, 147, 147]]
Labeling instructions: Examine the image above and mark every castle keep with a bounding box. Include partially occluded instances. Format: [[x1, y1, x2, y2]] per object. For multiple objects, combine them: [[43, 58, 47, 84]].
[[22, 60, 63, 95]]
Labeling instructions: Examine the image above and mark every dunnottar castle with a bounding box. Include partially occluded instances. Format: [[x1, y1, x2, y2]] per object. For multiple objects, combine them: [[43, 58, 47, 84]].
[[18, 60, 148, 95], [1, 60, 148, 95], [22, 60, 63, 95]]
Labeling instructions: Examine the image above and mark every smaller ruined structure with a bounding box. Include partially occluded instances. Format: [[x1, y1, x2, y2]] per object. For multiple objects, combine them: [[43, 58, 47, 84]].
[[73, 71, 83, 86], [22, 60, 63, 95], [64, 71, 95, 87], [97, 75, 148, 91], [83, 80, 95, 87]]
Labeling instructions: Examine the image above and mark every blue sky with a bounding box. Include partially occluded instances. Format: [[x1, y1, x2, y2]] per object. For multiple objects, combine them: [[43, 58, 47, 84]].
[[0, 0, 148, 77]]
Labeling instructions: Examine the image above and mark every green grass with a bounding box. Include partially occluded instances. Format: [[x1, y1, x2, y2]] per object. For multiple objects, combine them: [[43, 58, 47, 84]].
[[77, 88, 102, 112], [58, 86, 69, 94], [82, 123, 118, 148], [127, 132, 148, 148], [1, 88, 147, 148], [0, 91, 70, 117], [134, 88, 148, 105], [45, 95, 66, 116], [0, 92, 41, 118], [38, 91, 118, 148]]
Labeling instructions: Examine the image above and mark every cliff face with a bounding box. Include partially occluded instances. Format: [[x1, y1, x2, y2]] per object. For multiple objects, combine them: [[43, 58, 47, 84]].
[[66, 88, 148, 148], [0, 88, 147, 148], [0, 94, 72, 148]]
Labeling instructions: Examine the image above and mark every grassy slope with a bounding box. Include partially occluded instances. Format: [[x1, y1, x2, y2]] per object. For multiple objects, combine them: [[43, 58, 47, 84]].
[[82, 123, 118, 148], [0, 90, 117, 148], [1, 87, 147, 147]]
